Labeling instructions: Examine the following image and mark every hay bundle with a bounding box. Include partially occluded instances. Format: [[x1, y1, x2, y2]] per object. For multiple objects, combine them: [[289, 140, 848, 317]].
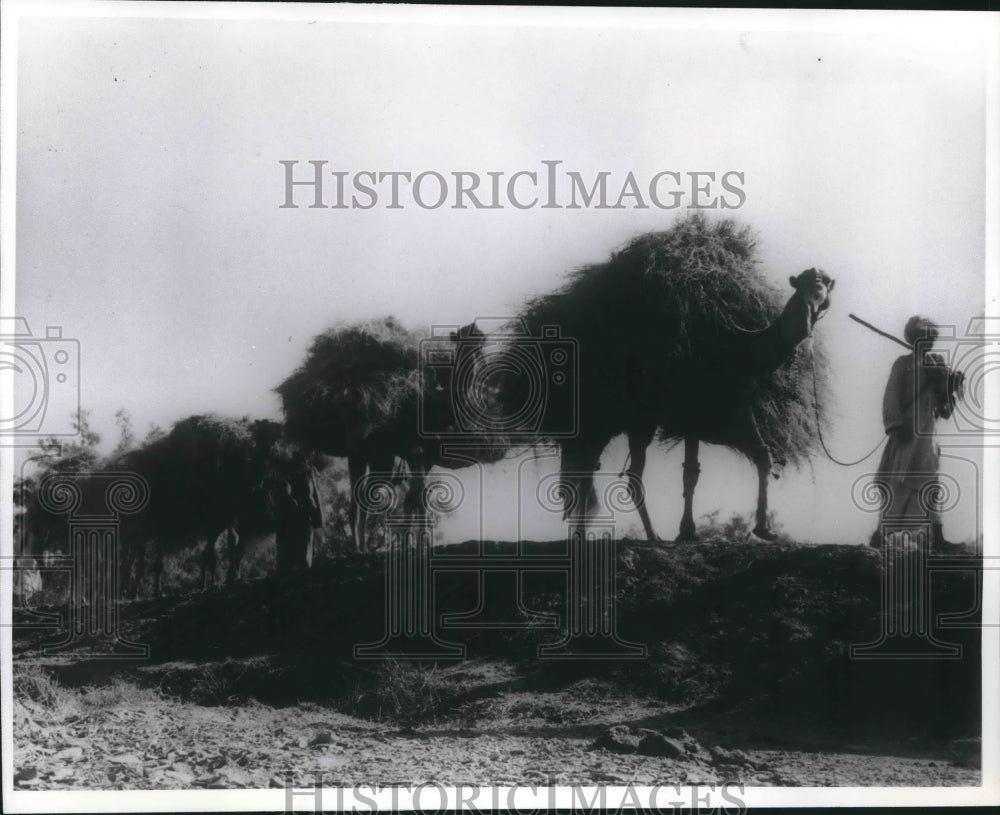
[[124, 414, 276, 486], [514, 212, 830, 468], [119, 413, 283, 541], [727, 335, 830, 469], [276, 317, 426, 455], [520, 213, 773, 361]]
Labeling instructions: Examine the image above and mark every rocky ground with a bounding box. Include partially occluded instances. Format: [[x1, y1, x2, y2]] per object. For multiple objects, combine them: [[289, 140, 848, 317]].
[[12, 539, 985, 790], [12, 672, 981, 790]]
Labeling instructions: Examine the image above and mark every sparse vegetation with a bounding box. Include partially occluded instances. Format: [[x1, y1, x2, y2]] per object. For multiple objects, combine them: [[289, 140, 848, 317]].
[[14, 664, 63, 708], [356, 659, 442, 723], [696, 511, 792, 544]]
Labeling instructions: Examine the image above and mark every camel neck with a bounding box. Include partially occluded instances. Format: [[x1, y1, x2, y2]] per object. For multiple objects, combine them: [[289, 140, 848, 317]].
[[746, 294, 812, 375]]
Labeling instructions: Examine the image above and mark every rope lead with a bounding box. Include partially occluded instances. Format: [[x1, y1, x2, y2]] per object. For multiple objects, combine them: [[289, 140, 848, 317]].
[[810, 346, 887, 467]]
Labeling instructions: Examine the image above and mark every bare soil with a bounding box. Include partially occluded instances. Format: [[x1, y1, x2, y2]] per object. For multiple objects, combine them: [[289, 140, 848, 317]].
[[12, 539, 983, 789]]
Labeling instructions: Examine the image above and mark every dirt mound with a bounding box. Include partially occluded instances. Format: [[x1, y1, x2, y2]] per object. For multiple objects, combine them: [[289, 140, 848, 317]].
[[14, 540, 981, 743]]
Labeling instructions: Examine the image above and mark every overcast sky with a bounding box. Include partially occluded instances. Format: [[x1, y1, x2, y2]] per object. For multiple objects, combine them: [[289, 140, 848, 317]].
[[7, 5, 994, 544]]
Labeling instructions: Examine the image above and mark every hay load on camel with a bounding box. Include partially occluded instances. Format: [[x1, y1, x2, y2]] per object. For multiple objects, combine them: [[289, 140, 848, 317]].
[[507, 211, 833, 541], [125, 414, 281, 486], [122, 414, 283, 525], [277, 317, 509, 551], [117, 413, 286, 595], [276, 317, 425, 457], [21, 413, 289, 599]]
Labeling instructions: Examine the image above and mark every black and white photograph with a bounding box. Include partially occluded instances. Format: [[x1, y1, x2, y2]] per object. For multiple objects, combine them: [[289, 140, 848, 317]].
[[1, 2, 997, 810]]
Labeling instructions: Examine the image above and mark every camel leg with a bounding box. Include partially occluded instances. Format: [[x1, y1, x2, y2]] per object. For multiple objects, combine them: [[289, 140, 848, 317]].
[[726, 405, 779, 541], [224, 526, 243, 585], [126, 542, 145, 600], [274, 519, 289, 575], [348, 454, 368, 553], [372, 451, 403, 513], [751, 443, 778, 541], [738, 408, 778, 541], [152, 548, 164, 598], [201, 537, 218, 590], [403, 456, 429, 519], [120, 539, 135, 599], [299, 527, 314, 570], [280, 514, 311, 572], [625, 427, 661, 542], [560, 438, 605, 524], [677, 436, 701, 542]]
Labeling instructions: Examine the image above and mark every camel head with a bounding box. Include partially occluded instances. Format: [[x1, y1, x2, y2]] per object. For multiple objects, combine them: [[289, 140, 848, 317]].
[[788, 268, 835, 330], [449, 321, 487, 347], [250, 418, 284, 450], [248, 419, 285, 486], [445, 321, 488, 377]]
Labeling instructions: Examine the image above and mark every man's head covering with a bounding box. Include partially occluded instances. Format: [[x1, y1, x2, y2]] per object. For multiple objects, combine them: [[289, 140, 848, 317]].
[[904, 315, 939, 346]]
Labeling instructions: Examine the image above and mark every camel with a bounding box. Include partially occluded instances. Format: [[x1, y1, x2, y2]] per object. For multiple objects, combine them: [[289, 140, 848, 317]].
[[507, 214, 833, 543], [387, 322, 507, 525], [344, 427, 412, 553], [116, 414, 288, 597], [277, 319, 505, 552], [632, 268, 833, 541], [20, 414, 321, 599]]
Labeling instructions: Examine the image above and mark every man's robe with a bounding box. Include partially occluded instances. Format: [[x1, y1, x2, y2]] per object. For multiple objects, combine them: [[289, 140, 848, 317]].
[[875, 352, 951, 523]]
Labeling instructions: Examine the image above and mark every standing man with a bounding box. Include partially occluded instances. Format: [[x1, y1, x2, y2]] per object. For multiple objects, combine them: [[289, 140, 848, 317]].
[[275, 451, 325, 573], [870, 315, 964, 551]]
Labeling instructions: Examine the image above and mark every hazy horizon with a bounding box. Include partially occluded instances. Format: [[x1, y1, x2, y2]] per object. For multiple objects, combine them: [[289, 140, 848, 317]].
[[6, 7, 992, 545]]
